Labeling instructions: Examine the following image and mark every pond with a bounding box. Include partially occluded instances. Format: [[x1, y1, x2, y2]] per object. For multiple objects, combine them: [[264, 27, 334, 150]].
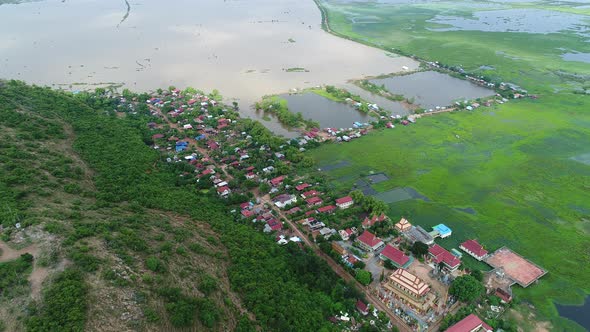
[[556, 296, 590, 330], [0, 0, 419, 137], [279, 92, 370, 129], [370, 71, 494, 109]]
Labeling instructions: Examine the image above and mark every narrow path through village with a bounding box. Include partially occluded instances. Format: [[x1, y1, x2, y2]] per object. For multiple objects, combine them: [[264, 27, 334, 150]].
[[260, 196, 414, 332]]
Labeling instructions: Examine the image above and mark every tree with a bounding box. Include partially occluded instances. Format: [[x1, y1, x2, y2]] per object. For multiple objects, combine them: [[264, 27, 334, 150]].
[[384, 259, 397, 270], [350, 190, 364, 203], [410, 241, 429, 258], [471, 269, 483, 282], [259, 182, 271, 194], [353, 261, 366, 269], [449, 275, 485, 303], [355, 270, 372, 286]]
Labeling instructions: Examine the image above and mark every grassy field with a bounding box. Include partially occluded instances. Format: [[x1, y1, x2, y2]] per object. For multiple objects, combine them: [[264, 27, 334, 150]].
[[310, 95, 590, 330], [318, 0, 590, 94], [313, 1, 590, 329]]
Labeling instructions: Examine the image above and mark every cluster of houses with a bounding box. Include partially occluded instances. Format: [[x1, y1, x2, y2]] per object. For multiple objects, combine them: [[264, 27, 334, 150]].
[[323, 127, 369, 143], [119, 86, 538, 331], [327, 212, 509, 325]]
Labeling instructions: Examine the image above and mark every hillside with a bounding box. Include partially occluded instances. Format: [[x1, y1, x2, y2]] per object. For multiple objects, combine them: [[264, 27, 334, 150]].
[[0, 82, 254, 331], [0, 81, 362, 332]]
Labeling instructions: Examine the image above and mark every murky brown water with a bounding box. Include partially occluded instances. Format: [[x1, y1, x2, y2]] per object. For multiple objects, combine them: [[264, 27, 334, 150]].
[[0, 0, 419, 136]]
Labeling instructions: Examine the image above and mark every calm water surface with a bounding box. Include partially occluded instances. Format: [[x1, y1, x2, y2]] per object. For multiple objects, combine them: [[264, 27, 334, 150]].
[[279, 92, 370, 128], [562, 52, 590, 64], [0, 0, 419, 136], [556, 297, 590, 330], [370, 71, 493, 109], [429, 8, 590, 37]]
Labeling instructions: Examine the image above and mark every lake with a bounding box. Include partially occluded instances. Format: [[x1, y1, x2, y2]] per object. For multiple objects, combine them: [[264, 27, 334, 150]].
[[556, 297, 590, 330], [370, 71, 494, 109], [279, 92, 370, 129], [0, 0, 419, 137]]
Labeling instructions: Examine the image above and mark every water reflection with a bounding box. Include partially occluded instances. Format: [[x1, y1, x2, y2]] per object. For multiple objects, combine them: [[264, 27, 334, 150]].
[[370, 71, 494, 109], [0, 0, 419, 136]]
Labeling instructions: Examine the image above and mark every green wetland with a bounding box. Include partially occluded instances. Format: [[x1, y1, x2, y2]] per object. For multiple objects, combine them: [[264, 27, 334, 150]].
[[316, 0, 590, 330]]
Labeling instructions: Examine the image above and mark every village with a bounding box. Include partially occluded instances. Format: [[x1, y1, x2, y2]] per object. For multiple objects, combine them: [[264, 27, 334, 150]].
[[115, 85, 545, 332]]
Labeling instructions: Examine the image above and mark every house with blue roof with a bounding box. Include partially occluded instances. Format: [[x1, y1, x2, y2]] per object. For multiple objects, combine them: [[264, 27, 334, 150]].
[[431, 224, 452, 239]]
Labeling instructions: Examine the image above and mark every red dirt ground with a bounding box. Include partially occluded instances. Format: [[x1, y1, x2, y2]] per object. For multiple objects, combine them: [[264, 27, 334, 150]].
[[485, 247, 546, 287]]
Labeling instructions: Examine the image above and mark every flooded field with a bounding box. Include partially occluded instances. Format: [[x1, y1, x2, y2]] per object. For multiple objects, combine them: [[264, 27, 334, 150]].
[[279, 92, 370, 128], [0, 0, 419, 136], [562, 52, 590, 64], [370, 71, 494, 109], [429, 8, 590, 36], [556, 297, 590, 330]]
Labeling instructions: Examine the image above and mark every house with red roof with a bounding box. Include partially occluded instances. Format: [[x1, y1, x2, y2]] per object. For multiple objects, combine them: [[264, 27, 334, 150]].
[[217, 186, 231, 197], [338, 228, 357, 241], [245, 172, 256, 180], [355, 230, 385, 252], [301, 190, 319, 199], [269, 175, 285, 187], [362, 213, 388, 229], [264, 219, 283, 233], [317, 205, 336, 214], [428, 244, 461, 271], [335, 196, 354, 209], [241, 209, 255, 218], [295, 183, 311, 191], [356, 300, 369, 316], [343, 254, 360, 268], [201, 168, 215, 176], [285, 206, 301, 215], [207, 140, 219, 150], [495, 288, 513, 303], [460, 240, 488, 261], [306, 196, 323, 207], [445, 314, 492, 332], [380, 244, 412, 268]]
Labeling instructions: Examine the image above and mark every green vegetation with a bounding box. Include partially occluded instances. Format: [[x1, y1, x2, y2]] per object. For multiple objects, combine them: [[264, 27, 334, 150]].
[[317, 0, 590, 94], [314, 0, 590, 329], [409, 242, 429, 259], [309, 96, 590, 329], [355, 80, 405, 102], [26, 269, 87, 332], [0, 81, 363, 331], [0, 253, 33, 299], [449, 275, 485, 303], [355, 269, 372, 286], [256, 95, 319, 129]]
